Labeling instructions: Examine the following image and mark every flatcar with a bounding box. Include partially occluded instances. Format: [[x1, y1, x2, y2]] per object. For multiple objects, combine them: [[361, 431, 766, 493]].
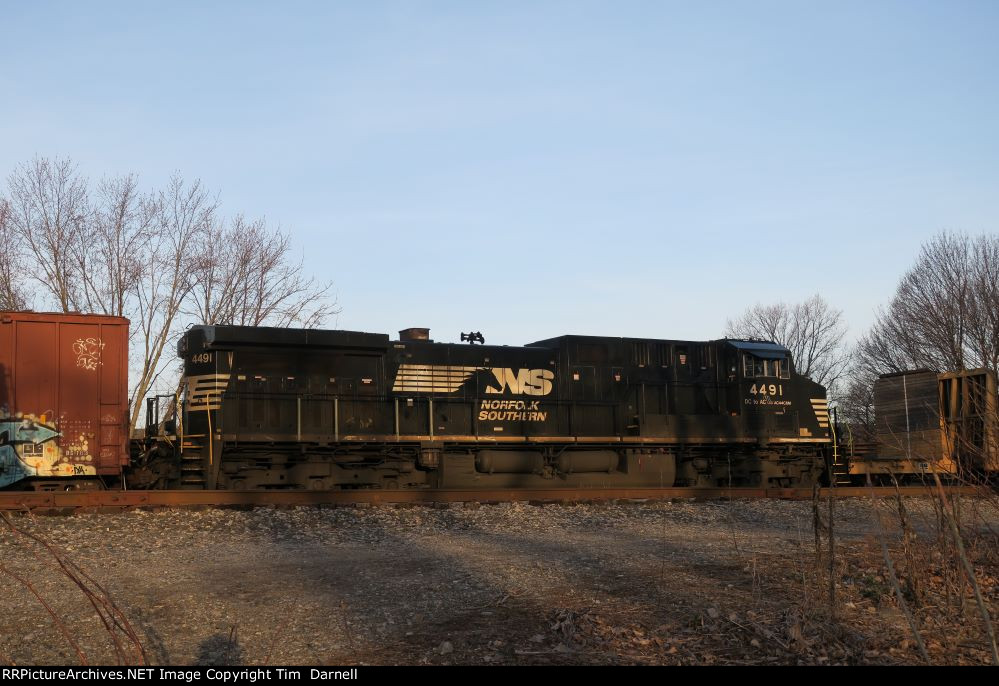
[[131, 324, 831, 490]]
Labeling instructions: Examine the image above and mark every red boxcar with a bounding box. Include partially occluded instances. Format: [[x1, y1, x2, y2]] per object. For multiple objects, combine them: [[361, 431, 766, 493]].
[[0, 312, 129, 488]]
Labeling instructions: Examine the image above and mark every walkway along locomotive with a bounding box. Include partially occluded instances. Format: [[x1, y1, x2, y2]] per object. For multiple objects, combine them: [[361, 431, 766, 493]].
[[0, 311, 832, 490]]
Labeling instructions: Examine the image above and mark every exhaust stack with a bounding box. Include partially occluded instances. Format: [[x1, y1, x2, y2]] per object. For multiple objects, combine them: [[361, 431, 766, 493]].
[[399, 327, 430, 342]]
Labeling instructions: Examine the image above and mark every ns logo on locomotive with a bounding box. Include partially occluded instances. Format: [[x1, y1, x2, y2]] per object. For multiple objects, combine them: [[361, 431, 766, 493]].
[[0, 314, 830, 491]]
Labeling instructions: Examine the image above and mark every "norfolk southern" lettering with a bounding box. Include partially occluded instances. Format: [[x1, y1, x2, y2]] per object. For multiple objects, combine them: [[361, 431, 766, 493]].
[[478, 400, 547, 422]]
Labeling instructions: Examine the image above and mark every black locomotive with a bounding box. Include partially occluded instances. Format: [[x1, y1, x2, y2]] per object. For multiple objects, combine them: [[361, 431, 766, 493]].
[[135, 325, 831, 490]]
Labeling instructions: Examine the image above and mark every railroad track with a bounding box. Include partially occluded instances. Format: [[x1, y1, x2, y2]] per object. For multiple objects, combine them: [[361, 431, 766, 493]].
[[0, 485, 987, 513]]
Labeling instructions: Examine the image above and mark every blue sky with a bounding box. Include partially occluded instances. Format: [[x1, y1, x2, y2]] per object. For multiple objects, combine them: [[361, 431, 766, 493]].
[[3, 1, 997, 345]]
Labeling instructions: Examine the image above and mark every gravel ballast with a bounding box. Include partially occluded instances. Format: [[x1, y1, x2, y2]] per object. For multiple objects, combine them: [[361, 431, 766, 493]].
[[1, 497, 998, 665]]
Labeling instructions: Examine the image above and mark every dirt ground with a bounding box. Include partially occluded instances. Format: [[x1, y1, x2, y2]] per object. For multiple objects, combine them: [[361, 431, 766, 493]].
[[1, 495, 998, 666]]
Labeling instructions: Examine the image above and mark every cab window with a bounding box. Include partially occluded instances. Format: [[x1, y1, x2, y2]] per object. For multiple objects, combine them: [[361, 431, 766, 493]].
[[743, 354, 789, 378], [780, 360, 790, 379]]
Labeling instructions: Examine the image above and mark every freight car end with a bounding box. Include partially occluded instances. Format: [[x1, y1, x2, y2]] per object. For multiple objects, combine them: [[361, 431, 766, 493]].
[[0, 312, 129, 490]]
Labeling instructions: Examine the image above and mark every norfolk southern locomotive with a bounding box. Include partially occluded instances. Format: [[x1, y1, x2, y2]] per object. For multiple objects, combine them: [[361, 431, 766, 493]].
[[128, 325, 831, 490]]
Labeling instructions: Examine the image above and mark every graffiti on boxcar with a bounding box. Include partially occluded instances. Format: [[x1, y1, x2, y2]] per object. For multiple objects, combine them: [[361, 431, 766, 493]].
[[73, 337, 105, 371], [0, 414, 96, 488]]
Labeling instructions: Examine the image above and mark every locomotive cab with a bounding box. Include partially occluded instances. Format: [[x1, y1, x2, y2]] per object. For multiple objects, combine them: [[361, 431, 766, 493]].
[[728, 340, 792, 382], [725, 341, 797, 422], [720, 339, 829, 448]]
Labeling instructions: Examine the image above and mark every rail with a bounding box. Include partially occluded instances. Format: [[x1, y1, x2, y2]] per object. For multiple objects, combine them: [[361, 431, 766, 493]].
[[0, 485, 986, 513]]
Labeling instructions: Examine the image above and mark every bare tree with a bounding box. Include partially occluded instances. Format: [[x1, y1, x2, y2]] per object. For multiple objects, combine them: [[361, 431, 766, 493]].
[[5, 157, 89, 312], [725, 294, 850, 391], [0, 199, 29, 310], [836, 369, 878, 441], [857, 232, 999, 377], [965, 234, 999, 373], [73, 174, 152, 318], [186, 215, 336, 328], [2, 156, 338, 434], [128, 176, 217, 434]]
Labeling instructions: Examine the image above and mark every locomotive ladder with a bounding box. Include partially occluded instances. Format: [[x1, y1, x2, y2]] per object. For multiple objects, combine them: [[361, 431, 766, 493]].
[[179, 435, 207, 489], [829, 409, 852, 486]]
